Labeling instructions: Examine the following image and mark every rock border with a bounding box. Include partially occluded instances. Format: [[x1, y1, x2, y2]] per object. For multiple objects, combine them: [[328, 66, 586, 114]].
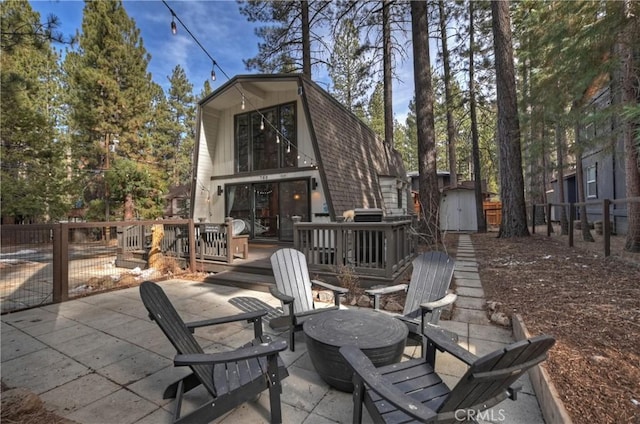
[[512, 313, 573, 424]]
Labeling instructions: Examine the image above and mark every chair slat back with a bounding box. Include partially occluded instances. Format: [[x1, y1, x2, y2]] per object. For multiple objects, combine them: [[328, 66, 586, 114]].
[[439, 335, 555, 413], [271, 248, 314, 314], [139, 281, 217, 396], [403, 252, 455, 323]]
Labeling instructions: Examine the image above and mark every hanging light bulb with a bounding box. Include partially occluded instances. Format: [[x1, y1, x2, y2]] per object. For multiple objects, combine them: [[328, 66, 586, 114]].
[[210, 68, 216, 81], [241, 95, 245, 110], [260, 117, 264, 130], [276, 134, 280, 144], [171, 15, 177, 35], [287, 143, 291, 153]]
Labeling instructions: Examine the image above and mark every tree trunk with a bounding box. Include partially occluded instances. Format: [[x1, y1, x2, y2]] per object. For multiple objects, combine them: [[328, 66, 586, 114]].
[[619, 8, 640, 251], [411, 0, 440, 246], [491, 0, 529, 237], [124, 193, 135, 221], [438, 0, 457, 188], [383, 0, 394, 147], [301, 0, 311, 78], [574, 119, 595, 242], [469, 0, 486, 233], [555, 121, 569, 235]]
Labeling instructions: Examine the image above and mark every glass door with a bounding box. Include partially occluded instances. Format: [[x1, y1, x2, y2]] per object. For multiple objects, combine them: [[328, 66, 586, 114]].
[[253, 183, 279, 239], [279, 180, 309, 242], [227, 180, 309, 241]]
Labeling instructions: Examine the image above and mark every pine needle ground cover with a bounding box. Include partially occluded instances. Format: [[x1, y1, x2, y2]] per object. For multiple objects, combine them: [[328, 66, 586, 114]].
[[470, 232, 639, 423]]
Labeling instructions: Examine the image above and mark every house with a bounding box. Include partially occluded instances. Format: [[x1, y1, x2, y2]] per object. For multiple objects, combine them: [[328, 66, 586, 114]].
[[548, 85, 630, 234], [191, 74, 410, 242], [163, 184, 190, 218]]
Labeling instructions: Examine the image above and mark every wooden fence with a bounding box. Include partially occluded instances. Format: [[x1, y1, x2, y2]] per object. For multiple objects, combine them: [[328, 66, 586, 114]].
[[531, 196, 640, 257]]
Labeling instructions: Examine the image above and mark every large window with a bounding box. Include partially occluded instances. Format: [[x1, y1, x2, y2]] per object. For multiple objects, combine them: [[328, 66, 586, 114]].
[[586, 164, 597, 198], [235, 102, 297, 173]]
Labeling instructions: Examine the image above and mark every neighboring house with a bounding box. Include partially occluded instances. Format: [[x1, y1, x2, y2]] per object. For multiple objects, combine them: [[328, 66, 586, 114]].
[[164, 184, 190, 218], [191, 74, 410, 242], [548, 85, 630, 234]]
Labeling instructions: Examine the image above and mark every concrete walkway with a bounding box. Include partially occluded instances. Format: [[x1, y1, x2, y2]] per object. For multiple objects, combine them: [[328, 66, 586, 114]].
[[1, 234, 545, 423]]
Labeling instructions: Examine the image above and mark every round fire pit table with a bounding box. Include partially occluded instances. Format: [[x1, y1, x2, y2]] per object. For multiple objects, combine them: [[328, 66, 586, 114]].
[[303, 308, 408, 392]]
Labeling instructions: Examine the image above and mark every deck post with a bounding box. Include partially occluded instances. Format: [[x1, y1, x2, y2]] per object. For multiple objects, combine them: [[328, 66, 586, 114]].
[[546, 203, 552, 236], [226, 217, 234, 263], [188, 219, 197, 272]]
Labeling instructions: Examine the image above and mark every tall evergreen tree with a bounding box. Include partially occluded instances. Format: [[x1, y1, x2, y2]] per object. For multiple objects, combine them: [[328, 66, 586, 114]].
[[64, 0, 156, 221], [367, 82, 385, 139], [411, 0, 440, 245], [329, 18, 371, 115], [1, 1, 69, 223], [165, 65, 195, 187], [492, 0, 529, 237]]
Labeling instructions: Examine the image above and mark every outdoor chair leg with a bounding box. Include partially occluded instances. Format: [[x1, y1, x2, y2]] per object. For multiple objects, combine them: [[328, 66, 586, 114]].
[[267, 355, 283, 424]]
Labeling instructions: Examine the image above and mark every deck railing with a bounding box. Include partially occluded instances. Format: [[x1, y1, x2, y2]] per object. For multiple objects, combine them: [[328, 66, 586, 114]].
[[292, 218, 415, 279]]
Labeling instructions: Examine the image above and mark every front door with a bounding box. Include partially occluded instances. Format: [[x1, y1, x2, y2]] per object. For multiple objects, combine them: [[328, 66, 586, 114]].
[[227, 180, 309, 241], [253, 182, 279, 239]]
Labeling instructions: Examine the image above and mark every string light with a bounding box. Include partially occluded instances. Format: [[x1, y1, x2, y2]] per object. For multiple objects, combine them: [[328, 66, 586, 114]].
[[276, 134, 280, 144], [171, 15, 177, 35], [210, 68, 216, 81], [241, 95, 245, 110], [260, 117, 264, 130]]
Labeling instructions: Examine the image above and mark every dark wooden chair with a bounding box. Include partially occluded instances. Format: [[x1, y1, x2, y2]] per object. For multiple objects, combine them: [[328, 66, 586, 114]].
[[269, 248, 349, 351], [365, 251, 457, 357], [139, 281, 289, 424], [341, 327, 555, 423]]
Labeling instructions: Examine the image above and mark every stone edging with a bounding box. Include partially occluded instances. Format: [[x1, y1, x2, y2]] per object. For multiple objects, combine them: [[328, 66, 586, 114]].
[[512, 313, 573, 424]]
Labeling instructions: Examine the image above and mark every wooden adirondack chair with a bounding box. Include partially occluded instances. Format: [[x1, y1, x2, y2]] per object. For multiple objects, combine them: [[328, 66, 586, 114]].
[[341, 327, 555, 424], [365, 251, 457, 357], [139, 281, 289, 424], [269, 248, 349, 351]]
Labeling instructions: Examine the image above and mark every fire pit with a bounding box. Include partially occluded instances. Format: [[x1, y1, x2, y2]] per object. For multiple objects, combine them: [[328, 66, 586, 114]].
[[303, 309, 408, 392]]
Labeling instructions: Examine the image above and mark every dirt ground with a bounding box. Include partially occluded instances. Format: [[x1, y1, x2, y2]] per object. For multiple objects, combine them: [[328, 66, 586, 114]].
[[469, 232, 640, 424]]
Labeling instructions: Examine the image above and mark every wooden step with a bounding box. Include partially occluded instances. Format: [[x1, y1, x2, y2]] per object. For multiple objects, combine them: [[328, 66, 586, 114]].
[[204, 271, 275, 293]]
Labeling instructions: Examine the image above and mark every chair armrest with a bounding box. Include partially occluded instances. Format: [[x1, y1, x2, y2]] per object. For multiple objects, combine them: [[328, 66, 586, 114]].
[[365, 284, 408, 296], [420, 292, 457, 312], [269, 286, 294, 304], [174, 340, 288, 366], [185, 310, 267, 331], [422, 325, 478, 365], [365, 284, 408, 310], [340, 345, 438, 422], [311, 279, 349, 295]]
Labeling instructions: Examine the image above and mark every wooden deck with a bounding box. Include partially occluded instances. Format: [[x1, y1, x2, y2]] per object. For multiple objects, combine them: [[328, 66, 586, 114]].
[[202, 240, 410, 293]]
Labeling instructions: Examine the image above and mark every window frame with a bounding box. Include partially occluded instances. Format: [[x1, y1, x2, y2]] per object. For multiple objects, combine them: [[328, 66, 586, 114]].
[[586, 164, 597, 199], [234, 101, 297, 173]]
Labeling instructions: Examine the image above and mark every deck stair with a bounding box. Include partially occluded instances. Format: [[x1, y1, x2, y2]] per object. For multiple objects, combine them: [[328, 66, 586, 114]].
[[204, 270, 275, 293]]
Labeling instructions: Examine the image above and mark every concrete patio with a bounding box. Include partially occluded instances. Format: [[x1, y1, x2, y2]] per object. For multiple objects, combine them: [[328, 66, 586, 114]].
[[1, 235, 546, 423]]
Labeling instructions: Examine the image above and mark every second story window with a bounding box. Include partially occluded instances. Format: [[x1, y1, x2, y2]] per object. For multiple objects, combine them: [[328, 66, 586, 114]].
[[235, 102, 297, 173]]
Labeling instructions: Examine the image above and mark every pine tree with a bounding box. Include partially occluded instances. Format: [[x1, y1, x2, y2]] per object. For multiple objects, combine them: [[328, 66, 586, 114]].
[[329, 18, 371, 114], [165, 65, 195, 187], [411, 0, 440, 245], [1, 1, 69, 223], [64, 0, 156, 221], [367, 82, 385, 140], [492, 0, 529, 238]]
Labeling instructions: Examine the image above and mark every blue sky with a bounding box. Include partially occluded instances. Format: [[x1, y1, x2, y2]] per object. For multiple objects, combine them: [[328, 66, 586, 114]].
[[29, 0, 415, 121]]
